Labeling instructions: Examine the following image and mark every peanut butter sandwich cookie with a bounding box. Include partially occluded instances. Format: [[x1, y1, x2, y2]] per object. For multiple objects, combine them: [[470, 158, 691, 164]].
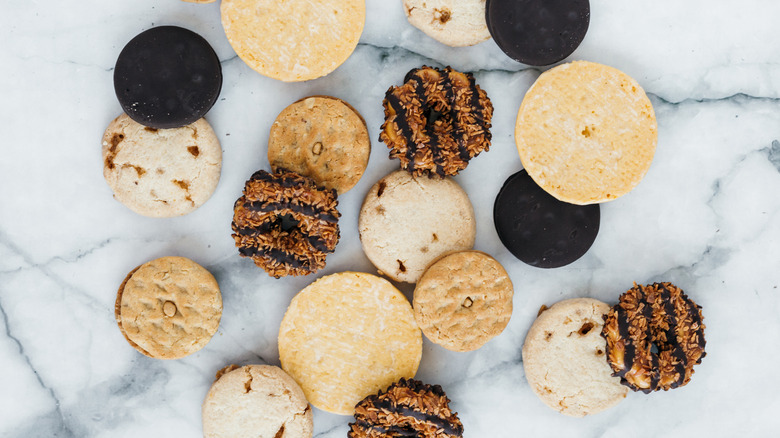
[[278, 272, 422, 415], [413, 251, 513, 352], [268, 96, 370, 194], [515, 61, 657, 204], [115, 256, 222, 359], [403, 0, 491, 47], [202, 364, 313, 438]]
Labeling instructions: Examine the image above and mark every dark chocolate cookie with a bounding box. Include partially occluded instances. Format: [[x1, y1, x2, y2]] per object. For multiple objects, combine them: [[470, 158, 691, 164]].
[[114, 26, 222, 129], [493, 170, 599, 268], [485, 0, 590, 66]]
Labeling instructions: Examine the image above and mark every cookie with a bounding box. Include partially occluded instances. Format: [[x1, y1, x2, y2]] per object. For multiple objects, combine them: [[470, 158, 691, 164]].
[[522, 298, 628, 417], [515, 61, 657, 204], [268, 96, 370, 194], [114, 26, 222, 129], [403, 0, 490, 47], [493, 170, 600, 268], [231, 169, 340, 278], [102, 113, 222, 217], [115, 256, 222, 359], [358, 170, 476, 283], [278, 272, 422, 415], [220, 0, 365, 82], [202, 364, 313, 438], [349, 378, 464, 438], [413, 251, 513, 352], [485, 0, 590, 66]]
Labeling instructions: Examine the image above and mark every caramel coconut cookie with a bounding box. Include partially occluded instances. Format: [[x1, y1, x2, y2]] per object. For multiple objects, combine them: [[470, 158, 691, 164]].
[[602, 282, 706, 393], [380, 66, 493, 177], [231, 169, 340, 278], [403, 0, 491, 47], [349, 378, 463, 438]]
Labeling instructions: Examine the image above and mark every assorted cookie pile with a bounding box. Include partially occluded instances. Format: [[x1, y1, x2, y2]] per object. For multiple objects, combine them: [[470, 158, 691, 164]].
[[103, 0, 709, 435]]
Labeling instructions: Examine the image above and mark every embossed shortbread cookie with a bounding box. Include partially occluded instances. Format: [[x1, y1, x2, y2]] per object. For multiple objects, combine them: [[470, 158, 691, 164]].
[[515, 61, 657, 204], [403, 0, 491, 47], [268, 96, 370, 194], [522, 298, 627, 417], [102, 113, 222, 217], [115, 256, 222, 359], [202, 364, 313, 438], [221, 0, 365, 82], [278, 272, 422, 415], [413, 251, 513, 352], [358, 170, 476, 283]]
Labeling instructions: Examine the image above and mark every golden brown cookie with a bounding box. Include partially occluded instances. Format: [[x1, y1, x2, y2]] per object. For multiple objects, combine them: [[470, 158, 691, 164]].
[[515, 61, 657, 205], [278, 272, 422, 415], [268, 96, 370, 194], [413, 251, 513, 352], [115, 256, 222, 359], [220, 0, 365, 82]]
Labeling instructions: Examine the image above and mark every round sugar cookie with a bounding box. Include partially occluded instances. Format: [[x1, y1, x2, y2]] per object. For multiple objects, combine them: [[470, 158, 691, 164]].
[[268, 96, 370, 194], [403, 0, 491, 47], [220, 0, 365, 82], [358, 170, 476, 283], [413, 251, 513, 352], [115, 256, 222, 359], [278, 272, 422, 415], [515, 61, 657, 205], [202, 365, 313, 438], [522, 298, 628, 417], [102, 113, 222, 217]]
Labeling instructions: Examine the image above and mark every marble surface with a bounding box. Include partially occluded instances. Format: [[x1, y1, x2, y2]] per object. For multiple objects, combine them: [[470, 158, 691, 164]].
[[2, 0, 780, 436]]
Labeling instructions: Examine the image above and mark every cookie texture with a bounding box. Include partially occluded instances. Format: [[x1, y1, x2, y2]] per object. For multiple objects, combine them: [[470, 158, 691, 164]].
[[413, 251, 513, 352], [359, 170, 476, 283], [515, 61, 657, 204], [115, 256, 222, 359], [202, 364, 313, 438], [268, 96, 370, 194], [102, 113, 222, 217], [522, 298, 627, 417], [278, 272, 422, 415], [403, 0, 490, 47], [220, 0, 365, 82], [380, 66, 493, 178], [232, 169, 340, 278], [349, 378, 463, 438]]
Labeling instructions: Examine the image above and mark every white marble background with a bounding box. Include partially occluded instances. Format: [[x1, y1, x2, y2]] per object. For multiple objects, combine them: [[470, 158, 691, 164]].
[[2, 0, 780, 436]]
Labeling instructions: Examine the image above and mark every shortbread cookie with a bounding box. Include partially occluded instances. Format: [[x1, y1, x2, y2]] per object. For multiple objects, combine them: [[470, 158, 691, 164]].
[[522, 298, 627, 417], [403, 0, 490, 47], [268, 96, 370, 194], [358, 170, 476, 283], [115, 256, 222, 359], [221, 0, 365, 82], [102, 113, 222, 217], [202, 364, 313, 438], [413, 251, 513, 352], [278, 272, 422, 415], [515, 61, 657, 204]]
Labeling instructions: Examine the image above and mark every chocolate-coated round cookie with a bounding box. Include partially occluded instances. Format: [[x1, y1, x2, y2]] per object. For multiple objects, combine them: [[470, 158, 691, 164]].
[[114, 26, 222, 129], [493, 170, 599, 268], [485, 0, 589, 66]]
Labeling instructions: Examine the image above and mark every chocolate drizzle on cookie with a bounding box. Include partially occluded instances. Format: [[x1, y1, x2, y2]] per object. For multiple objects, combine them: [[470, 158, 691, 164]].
[[380, 66, 493, 178], [231, 169, 340, 278], [349, 378, 463, 438]]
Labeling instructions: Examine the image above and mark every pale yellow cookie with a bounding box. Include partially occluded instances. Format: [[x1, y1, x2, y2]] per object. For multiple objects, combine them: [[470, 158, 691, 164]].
[[522, 298, 628, 417], [202, 365, 313, 438], [268, 96, 370, 194], [278, 272, 422, 415], [115, 256, 222, 359], [220, 0, 365, 82], [515, 61, 657, 205], [102, 113, 222, 217], [413, 251, 513, 352], [403, 0, 491, 47]]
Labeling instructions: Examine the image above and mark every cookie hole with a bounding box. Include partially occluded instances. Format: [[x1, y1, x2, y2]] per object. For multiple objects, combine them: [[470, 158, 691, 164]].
[[397, 260, 406, 273], [432, 233, 438, 242], [462, 297, 473, 308], [144, 127, 158, 133], [187, 146, 200, 157], [278, 214, 300, 232], [377, 180, 387, 197], [162, 301, 177, 317], [434, 8, 451, 24], [581, 126, 592, 138], [543, 386, 553, 394], [650, 343, 659, 354], [312, 142, 323, 155], [596, 349, 604, 356], [578, 322, 594, 335], [544, 331, 553, 341]]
